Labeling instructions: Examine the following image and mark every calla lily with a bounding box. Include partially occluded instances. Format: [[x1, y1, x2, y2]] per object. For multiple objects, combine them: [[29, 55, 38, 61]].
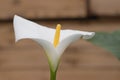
[[13, 15, 95, 80]]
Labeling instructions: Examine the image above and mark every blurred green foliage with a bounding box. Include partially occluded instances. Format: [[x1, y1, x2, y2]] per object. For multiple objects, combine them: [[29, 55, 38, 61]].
[[88, 30, 120, 60]]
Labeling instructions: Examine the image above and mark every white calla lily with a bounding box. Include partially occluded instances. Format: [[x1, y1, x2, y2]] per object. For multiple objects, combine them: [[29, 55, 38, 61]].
[[13, 15, 95, 80]]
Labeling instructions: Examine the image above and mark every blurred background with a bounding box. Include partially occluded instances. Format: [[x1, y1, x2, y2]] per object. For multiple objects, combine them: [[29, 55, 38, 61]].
[[0, 0, 120, 80]]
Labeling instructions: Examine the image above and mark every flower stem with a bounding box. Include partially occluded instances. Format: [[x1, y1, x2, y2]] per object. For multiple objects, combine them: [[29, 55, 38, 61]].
[[50, 69, 57, 80]]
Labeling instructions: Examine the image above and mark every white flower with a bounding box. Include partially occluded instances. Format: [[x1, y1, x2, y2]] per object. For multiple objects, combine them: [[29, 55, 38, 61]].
[[13, 15, 95, 72]]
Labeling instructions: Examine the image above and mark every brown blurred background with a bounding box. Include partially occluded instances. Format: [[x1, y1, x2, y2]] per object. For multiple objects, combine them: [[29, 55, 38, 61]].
[[0, 0, 120, 80]]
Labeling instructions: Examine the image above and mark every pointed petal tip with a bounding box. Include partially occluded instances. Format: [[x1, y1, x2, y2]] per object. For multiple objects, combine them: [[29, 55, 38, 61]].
[[14, 15, 18, 18], [13, 15, 21, 24], [83, 32, 95, 39], [14, 15, 20, 20], [13, 15, 26, 43], [14, 14, 21, 18], [14, 15, 25, 22]]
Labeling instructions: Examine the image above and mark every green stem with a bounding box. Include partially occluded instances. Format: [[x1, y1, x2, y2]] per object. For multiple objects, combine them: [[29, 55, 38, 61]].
[[47, 55, 60, 80], [50, 68, 57, 80]]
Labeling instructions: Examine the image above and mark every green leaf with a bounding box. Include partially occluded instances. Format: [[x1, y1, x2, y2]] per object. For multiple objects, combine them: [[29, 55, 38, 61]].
[[88, 30, 120, 60]]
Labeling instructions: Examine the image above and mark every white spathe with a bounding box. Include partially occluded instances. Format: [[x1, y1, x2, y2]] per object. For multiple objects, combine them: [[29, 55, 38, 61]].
[[13, 15, 95, 71]]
